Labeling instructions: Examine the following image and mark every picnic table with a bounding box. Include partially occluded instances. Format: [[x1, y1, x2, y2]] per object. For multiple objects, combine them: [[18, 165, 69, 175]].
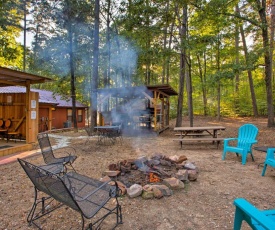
[[173, 126, 226, 149]]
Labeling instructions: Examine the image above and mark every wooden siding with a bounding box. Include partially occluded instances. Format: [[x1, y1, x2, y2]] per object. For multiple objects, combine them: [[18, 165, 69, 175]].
[[52, 108, 86, 129], [0, 93, 28, 139], [0, 93, 86, 139]]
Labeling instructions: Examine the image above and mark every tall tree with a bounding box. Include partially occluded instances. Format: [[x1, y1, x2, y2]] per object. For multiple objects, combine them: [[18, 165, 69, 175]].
[[256, 0, 274, 126], [91, 0, 100, 128], [238, 13, 259, 116], [175, 3, 188, 127], [0, 0, 24, 68]]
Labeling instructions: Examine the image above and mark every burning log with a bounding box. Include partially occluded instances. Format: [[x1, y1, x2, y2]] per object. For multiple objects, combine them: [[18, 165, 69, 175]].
[[148, 172, 161, 183]]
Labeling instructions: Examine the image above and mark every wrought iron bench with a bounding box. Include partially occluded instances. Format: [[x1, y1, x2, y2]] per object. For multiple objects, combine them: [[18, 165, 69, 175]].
[[18, 158, 123, 229]]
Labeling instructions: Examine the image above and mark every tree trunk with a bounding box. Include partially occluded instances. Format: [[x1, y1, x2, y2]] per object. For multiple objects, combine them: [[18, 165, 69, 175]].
[[186, 61, 193, 126], [240, 23, 259, 116], [184, 6, 193, 127], [91, 0, 100, 128], [23, 0, 27, 71], [68, 22, 78, 131], [270, 0, 275, 87], [237, 5, 258, 117], [166, 19, 175, 84], [257, 0, 274, 127], [234, 5, 240, 114], [106, 0, 111, 88], [216, 34, 221, 120], [175, 5, 188, 127], [197, 53, 207, 116]]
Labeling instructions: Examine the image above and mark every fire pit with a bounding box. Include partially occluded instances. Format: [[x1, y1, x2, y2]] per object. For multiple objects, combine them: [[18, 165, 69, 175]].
[[102, 154, 198, 199]]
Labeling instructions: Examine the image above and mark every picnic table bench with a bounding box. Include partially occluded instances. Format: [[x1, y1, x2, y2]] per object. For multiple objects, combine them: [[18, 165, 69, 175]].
[[18, 158, 123, 230], [173, 126, 226, 149]]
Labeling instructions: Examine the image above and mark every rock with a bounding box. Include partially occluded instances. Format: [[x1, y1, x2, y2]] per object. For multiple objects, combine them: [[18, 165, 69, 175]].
[[184, 162, 196, 170], [175, 155, 188, 164], [151, 154, 163, 160], [127, 184, 143, 198], [147, 159, 160, 166], [104, 170, 121, 177], [152, 187, 163, 199], [108, 163, 119, 171], [175, 162, 185, 169], [175, 169, 189, 182], [108, 180, 127, 195], [188, 170, 198, 181], [151, 184, 173, 196], [162, 177, 185, 190], [169, 155, 179, 162], [160, 159, 172, 166], [116, 181, 127, 195], [142, 190, 154, 199], [143, 184, 153, 191]]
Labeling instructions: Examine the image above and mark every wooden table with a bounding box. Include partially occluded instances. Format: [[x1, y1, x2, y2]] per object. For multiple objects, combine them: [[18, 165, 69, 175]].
[[173, 126, 226, 149]]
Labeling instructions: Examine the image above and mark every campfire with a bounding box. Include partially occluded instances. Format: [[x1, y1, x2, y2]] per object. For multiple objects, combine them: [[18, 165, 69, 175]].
[[102, 154, 198, 199], [149, 172, 161, 183]]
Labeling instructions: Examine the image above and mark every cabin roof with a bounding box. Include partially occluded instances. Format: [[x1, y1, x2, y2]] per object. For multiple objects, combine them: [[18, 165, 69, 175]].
[[0, 86, 87, 108], [0, 67, 52, 87], [97, 84, 178, 99]]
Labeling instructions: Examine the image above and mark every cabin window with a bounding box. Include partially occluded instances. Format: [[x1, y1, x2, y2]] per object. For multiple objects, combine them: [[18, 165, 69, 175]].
[[67, 109, 83, 122], [78, 110, 83, 122], [67, 109, 72, 121]]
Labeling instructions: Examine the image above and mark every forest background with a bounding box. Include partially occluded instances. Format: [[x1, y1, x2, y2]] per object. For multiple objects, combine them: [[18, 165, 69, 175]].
[[1, 0, 275, 128]]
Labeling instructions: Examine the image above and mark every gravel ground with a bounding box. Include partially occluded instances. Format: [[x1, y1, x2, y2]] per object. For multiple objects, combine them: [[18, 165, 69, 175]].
[[1, 116, 275, 230]]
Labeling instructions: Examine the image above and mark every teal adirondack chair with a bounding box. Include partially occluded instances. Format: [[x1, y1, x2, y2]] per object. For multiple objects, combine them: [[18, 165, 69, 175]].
[[222, 124, 258, 165], [262, 148, 275, 176], [233, 198, 275, 230]]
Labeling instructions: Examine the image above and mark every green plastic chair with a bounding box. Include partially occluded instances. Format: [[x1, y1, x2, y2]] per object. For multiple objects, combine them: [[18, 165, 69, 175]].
[[222, 124, 258, 165], [262, 148, 275, 176], [233, 198, 275, 230]]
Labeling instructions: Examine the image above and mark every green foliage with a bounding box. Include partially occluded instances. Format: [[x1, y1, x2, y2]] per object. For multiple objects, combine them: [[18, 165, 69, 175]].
[[0, 0, 273, 119], [0, 0, 24, 68]]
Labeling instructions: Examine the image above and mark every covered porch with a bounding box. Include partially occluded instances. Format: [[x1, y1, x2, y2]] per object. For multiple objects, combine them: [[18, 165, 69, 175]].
[[97, 84, 178, 134], [0, 67, 51, 156]]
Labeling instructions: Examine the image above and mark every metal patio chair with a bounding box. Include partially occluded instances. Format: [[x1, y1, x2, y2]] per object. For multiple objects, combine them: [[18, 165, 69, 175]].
[[18, 158, 123, 229], [84, 126, 97, 144], [37, 133, 77, 172]]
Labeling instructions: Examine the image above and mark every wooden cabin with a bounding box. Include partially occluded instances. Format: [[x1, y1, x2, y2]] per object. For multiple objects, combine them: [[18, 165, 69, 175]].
[[97, 84, 178, 133], [0, 67, 52, 156], [0, 86, 87, 132]]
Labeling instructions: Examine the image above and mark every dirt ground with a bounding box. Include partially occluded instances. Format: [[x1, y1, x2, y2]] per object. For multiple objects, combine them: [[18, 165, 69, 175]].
[[1, 116, 275, 230]]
